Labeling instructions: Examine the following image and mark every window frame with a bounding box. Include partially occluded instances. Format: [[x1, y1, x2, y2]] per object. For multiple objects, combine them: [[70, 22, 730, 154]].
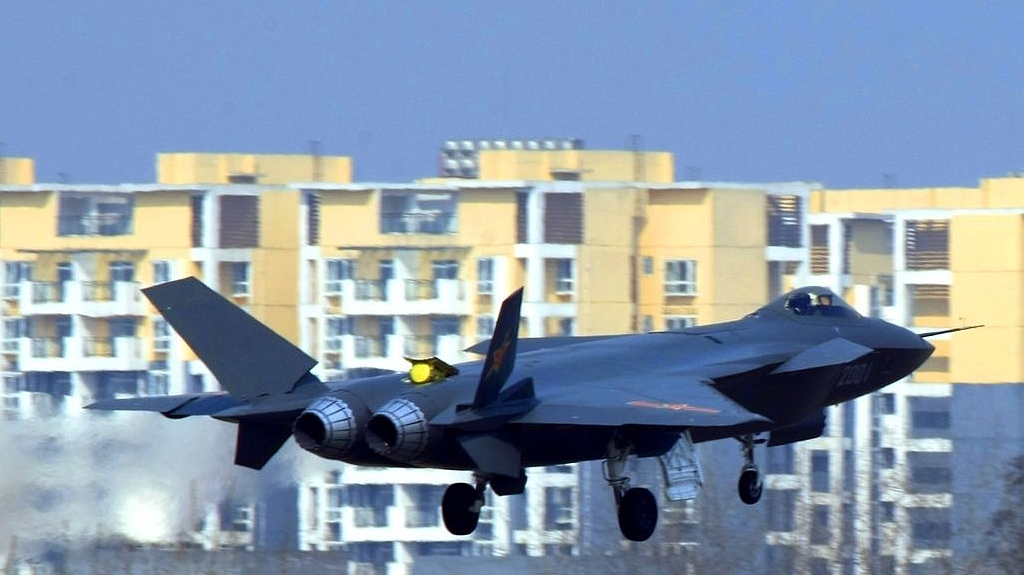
[[664, 259, 698, 295]]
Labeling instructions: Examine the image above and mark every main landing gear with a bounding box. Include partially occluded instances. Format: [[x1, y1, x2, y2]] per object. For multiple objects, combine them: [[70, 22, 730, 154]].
[[605, 438, 658, 542], [737, 434, 765, 505], [441, 471, 528, 536]]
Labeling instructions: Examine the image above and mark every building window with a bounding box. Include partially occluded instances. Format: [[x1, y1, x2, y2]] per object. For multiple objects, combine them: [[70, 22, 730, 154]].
[[543, 193, 583, 244], [109, 262, 135, 295], [643, 256, 654, 275], [476, 316, 494, 340], [432, 260, 459, 281], [347, 485, 393, 528], [544, 487, 575, 530], [325, 316, 350, 351], [325, 259, 353, 295], [145, 371, 169, 396], [431, 317, 461, 337], [879, 501, 895, 522], [879, 447, 896, 469], [909, 396, 951, 439], [811, 505, 831, 544], [2, 317, 25, 353], [558, 317, 574, 336], [191, 194, 205, 247], [219, 195, 259, 248], [811, 450, 830, 492], [57, 193, 134, 236], [230, 263, 250, 297], [554, 259, 574, 293], [3, 261, 32, 299], [665, 259, 697, 295], [110, 318, 137, 338], [766, 545, 794, 574], [767, 444, 795, 474], [767, 489, 795, 531], [305, 191, 321, 246], [908, 451, 952, 494], [152, 261, 172, 285], [810, 224, 831, 274], [767, 194, 803, 248], [380, 190, 457, 234], [905, 220, 949, 270], [876, 392, 896, 415], [908, 507, 951, 549], [153, 318, 170, 353], [665, 315, 696, 331], [477, 258, 494, 295]]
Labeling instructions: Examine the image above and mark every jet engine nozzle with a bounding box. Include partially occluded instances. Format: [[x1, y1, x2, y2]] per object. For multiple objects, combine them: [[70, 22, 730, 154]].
[[366, 393, 441, 462], [293, 394, 367, 459]]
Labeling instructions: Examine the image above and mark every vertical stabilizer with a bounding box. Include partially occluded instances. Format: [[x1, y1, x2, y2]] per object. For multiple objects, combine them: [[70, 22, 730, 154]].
[[473, 287, 524, 408], [143, 277, 317, 400]]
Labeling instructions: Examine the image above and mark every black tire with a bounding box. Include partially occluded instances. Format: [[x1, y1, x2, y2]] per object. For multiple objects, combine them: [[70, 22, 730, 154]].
[[441, 482, 481, 536], [738, 468, 763, 504], [617, 487, 658, 542]]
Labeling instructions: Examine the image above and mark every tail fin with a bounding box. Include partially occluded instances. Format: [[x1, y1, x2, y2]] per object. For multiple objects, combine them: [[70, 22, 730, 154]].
[[473, 287, 524, 407], [143, 277, 317, 400]]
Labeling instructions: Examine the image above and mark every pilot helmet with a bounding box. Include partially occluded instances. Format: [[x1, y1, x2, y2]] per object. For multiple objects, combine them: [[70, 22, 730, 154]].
[[787, 292, 812, 314]]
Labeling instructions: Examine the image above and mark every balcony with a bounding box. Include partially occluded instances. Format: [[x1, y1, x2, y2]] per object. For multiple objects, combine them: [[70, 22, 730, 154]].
[[403, 334, 463, 359], [19, 281, 145, 317], [18, 336, 148, 372], [337, 279, 469, 316], [332, 334, 465, 371]]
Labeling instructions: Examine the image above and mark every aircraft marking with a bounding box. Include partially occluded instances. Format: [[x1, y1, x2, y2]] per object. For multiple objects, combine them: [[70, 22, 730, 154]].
[[487, 332, 513, 377], [835, 361, 874, 387], [628, 400, 720, 414]]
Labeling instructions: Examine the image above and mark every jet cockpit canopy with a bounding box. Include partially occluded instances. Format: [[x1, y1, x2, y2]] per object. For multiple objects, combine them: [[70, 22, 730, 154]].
[[762, 287, 861, 318]]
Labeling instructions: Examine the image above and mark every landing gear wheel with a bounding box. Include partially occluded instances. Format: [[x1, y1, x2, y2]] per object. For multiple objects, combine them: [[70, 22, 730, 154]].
[[442, 482, 481, 535], [617, 487, 658, 542], [738, 467, 763, 505]]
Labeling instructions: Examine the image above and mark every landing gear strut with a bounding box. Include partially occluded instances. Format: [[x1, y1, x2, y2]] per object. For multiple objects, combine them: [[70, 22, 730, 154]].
[[737, 434, 764, 505], [605, 437, 658, 542]]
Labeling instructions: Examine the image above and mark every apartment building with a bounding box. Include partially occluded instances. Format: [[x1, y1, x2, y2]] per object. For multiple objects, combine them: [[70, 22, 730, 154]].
[[8, 145, 1022, 574]]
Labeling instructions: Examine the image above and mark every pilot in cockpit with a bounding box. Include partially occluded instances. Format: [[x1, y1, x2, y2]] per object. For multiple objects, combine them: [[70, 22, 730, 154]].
[[786, 292, 813, 315]]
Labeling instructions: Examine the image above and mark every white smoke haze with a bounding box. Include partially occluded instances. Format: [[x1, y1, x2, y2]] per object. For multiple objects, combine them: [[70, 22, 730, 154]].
[[0, 408, 260, 547]]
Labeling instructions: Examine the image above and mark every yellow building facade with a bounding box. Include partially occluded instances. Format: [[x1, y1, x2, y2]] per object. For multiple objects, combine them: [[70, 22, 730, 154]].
[[811, 176, 1024, 384]]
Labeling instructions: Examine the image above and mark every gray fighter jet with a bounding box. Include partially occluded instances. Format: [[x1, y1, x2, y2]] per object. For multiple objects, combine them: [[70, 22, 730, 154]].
[[87, 278, 952, 541]]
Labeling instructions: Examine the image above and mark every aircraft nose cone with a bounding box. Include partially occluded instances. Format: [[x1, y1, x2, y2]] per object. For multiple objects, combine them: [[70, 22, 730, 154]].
[[893, 327, 935, 376]]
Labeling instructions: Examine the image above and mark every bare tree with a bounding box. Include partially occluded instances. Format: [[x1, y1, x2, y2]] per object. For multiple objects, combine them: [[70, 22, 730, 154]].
[[975, 454, 1024, 575]]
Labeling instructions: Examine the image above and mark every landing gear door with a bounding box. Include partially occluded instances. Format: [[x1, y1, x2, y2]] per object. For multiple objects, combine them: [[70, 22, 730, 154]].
[[659, 431, 703, 501]]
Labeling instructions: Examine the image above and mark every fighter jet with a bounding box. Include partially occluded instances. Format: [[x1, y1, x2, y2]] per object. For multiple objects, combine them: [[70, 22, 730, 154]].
[[87, 278, 949, 542]]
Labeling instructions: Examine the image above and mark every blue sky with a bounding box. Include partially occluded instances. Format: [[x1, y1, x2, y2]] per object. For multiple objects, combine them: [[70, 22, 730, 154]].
[[1, 2, 1023, 187]]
